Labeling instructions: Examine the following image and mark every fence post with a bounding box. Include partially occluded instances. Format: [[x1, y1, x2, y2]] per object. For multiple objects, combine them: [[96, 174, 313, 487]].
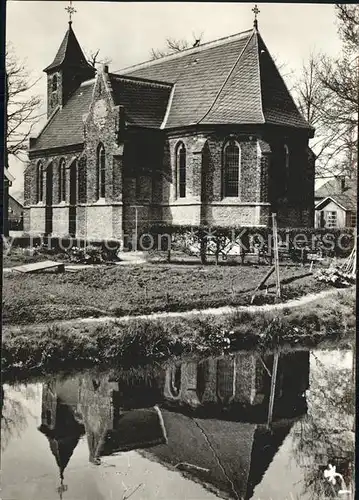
[[134, 206, 138, 252], [272, 213, 281, 299], [200, 228, 207, 265], [267, 351, 279, 428]]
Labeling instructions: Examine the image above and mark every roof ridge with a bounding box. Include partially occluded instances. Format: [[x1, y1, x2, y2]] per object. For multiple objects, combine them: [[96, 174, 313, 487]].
[[160, 84, 176, 129], [80, 78, 96, 87], [255, 32, 265, 124], [31, 106, 60, 147], [257, 33, 313, 130], [315, 196, 348, 211], [196, 30, 256, 124], [116, 28, 254, 75], [109, 72, 173, 88]]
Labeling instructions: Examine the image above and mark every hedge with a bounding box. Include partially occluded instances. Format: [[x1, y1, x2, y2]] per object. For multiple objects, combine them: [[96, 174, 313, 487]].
[[147, 224, 355, 262]]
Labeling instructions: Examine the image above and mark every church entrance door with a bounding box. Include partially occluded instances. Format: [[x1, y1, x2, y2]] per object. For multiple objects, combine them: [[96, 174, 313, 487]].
[[69, 161, 77, 237], [45, 163, 53, 235]]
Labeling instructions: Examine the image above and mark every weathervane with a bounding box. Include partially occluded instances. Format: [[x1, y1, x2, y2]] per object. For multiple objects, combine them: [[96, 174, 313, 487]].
[[56, 475, 68, 500], [252, 4, 260, 30], [65, 0, 76, 24]]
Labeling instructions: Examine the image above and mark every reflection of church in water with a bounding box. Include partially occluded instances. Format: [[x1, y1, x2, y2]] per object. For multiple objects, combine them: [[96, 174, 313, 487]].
[[39, 350, 309, 500]]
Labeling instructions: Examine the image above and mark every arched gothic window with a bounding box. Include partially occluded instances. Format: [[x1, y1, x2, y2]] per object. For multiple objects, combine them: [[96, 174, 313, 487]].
[[223, 140, 240, 197], [96, 144, 106, 199], [176, 142, 186, 198], [283, 144, 290, 196], [36, 161, 43, 203], [168, 365, 181, 397], [58, 158, 66, 202], [284, 144, 290, 171], [78, 155, 87, 204], [52, 74, 58, 92]]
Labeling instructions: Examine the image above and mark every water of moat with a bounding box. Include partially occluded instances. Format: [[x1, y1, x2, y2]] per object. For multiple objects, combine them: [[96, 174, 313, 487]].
[[1, 347, 354, 500]]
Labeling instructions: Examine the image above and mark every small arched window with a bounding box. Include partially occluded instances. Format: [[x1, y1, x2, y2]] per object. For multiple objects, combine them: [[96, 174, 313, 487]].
[[52, 74, 58, 92], [36, 161, 43, 203], [96, 143, 106, 200], [58, 158, 66, 202], [176, 142, 186, 198], [223, 140, 240, 197]]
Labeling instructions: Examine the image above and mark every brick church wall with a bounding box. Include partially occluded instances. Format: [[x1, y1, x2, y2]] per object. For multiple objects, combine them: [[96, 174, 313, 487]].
[[26, 62, 315, 240], [265, 132, 314, 228], [52, 206, 69, 236], [76, 205, 86, 238], [160, 131, 269, 227], [86, 204, 113, 239], [29, 206, 45, 234]]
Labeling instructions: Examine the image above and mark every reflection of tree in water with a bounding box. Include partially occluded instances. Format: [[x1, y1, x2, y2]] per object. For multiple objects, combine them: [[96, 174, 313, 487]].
[[1, 385, 37, 452], [291, 351, 355, 499]]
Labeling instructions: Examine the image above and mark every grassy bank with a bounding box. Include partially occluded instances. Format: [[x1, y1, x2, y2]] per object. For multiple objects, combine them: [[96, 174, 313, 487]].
[[2, 287, 355, 380], [3, 262, 330, 325]]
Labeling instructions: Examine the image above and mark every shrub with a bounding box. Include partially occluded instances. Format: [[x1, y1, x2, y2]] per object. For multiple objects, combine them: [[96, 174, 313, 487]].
[[148, 224, 354, 260], [316, 268, 356, 288]]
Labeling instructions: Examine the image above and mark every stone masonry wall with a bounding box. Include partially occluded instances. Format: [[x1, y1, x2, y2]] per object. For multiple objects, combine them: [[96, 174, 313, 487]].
[[262, 130, 314, 228], [86, 204, 114, 240], [52, 206, 69, 236], [160, 131, 268, 227], [25, 149, 83, 235], [83, 69, 124, 206], [29, 206, 45, 234]]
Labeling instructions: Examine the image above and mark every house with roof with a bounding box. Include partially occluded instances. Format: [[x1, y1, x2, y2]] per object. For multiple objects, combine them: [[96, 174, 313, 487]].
[[8, 194, 24, 230], [3, 168, 15, 236], [24, 16, 315, 240], [315, 176, 357, 228]]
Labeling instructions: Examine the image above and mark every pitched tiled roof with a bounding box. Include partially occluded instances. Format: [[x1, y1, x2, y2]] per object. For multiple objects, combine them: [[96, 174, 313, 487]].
[[120, 29, 311, 131], [9, 194, 23, 209], [44, 23, 93, 73], [258, 36, 310, 129], [315, 177, 357, 211], [109, 74, 172, 128], [145, 410, 293, 500], [4, 168, 15, 183], [30, 80, 94, 151], [33, 27, 312, 152]]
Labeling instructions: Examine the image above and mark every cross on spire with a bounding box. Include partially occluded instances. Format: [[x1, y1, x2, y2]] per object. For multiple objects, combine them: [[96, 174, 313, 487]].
[[56, 473, 68, 500], [252, 4, 260, 30], [65, 0, 76, 25]]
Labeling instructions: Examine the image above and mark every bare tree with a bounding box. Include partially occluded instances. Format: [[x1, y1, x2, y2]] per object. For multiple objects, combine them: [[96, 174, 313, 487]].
[[335, 4, 359, 51], [85, 48, 112, 69], [150, 33, 203, 60], [292, 5, 358, 177], [5, 43, 43, 165]]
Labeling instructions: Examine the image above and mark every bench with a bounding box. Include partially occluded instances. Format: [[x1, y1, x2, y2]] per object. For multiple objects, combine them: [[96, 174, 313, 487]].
[[12, 260, 65, 274]]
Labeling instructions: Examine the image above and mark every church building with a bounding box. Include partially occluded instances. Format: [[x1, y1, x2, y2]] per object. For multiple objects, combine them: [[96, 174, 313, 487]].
[[24, 15, 315, 241]]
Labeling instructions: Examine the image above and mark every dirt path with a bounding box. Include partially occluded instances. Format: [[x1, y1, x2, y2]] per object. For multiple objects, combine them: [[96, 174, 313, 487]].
[[5, 286, 353, 334]]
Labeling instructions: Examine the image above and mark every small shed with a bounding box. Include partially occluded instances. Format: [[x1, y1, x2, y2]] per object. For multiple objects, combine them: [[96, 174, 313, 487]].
[[315, 176, 357, 228]]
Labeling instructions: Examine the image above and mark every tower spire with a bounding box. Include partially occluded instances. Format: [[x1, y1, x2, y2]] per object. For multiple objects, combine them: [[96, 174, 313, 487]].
[[252, 4, 260, 30], [65, 0, 76, 25]]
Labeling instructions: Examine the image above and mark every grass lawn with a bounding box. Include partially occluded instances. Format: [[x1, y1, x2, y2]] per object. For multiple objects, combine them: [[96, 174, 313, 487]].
[[2, 287, 355, 381], [3, 260, 331, 325], [3, 250, 52, 268]]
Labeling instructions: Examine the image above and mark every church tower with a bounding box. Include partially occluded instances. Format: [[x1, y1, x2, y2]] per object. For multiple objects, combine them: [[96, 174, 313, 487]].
[[43, 21, 95, 117]]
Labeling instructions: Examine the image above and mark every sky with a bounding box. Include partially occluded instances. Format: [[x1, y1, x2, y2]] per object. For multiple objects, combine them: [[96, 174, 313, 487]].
[[6, 1, 343, 200]]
